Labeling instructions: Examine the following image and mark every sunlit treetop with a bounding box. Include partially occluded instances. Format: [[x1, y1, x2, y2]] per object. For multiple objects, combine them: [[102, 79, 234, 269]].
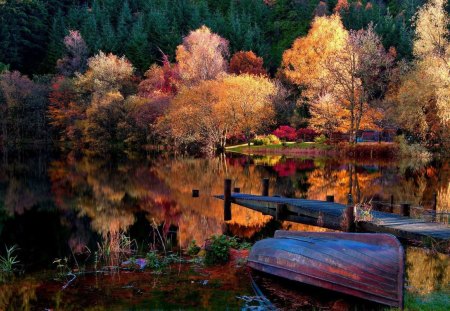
[[413, 0, 450, 123], [281, 14, 348, 95], [76, 51, 134, 95], [176, 25, 229, 86], [229, 51, 267, 76]]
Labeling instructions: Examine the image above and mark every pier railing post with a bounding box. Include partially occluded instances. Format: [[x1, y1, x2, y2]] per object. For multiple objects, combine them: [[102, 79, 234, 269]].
[[400, 203, 410, 217], [262, 178, 269, 196], [233, 187, 240, 193], [326, 195, 334, 203], [192, 189, 199, 197], [433, 192, 437, 222], [276, 204, 287, 221], [390, 195, 394, 213], [343, 193, 355, 232], [224, 179, 232, 221]]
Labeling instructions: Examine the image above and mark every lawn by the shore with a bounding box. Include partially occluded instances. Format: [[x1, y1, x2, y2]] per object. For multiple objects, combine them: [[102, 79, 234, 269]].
[[226, 142, 333, 154]]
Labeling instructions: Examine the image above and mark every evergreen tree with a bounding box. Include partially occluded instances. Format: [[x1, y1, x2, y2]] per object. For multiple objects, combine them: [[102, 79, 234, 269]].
[[126, 15, 151, 73]]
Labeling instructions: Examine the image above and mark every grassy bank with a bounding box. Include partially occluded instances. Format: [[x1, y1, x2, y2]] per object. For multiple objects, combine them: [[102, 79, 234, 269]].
[[227, 142, 399, 158], [227, 142, 333, 154]]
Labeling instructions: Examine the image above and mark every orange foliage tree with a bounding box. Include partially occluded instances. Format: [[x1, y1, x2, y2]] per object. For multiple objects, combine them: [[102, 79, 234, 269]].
[[229, 51, 267, 76], [282, 16, 392, 142], [160, 74, 276, 152]]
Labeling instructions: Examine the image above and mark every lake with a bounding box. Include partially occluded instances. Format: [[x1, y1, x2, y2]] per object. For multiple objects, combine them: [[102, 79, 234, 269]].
[[0, 152, 449, 310]]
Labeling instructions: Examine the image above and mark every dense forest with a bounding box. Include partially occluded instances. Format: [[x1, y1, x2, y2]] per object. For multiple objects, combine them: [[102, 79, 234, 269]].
[[0, 0, 449, 154]]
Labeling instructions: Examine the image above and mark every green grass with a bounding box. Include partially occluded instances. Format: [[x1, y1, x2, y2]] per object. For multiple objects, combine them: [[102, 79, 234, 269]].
[[388, 291, 450, 311], [226, 142, 332, 154], [404, 291, 450, 311]]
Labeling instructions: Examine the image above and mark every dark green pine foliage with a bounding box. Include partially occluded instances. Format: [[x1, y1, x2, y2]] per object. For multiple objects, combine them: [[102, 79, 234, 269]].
[[101, 16, 117, 53], [0, 0, 428, 74], [43, 10, 67, 73], [267, 0, 319, 69], [338, 0, 415, 59], [0, 1, 48, 74], [116, 0, 133, 49], [126, 15, 151, 73]]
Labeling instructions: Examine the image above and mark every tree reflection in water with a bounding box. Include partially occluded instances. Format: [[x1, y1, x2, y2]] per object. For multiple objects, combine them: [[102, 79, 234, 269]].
[[0, 152, 448, 299]]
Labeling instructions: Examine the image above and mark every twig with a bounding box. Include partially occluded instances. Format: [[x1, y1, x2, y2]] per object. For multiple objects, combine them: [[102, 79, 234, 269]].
[[61, 272, 76, 290]]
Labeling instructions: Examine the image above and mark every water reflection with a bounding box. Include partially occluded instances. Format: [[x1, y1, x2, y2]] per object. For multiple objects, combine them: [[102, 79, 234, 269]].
[[0, 152, 449, 296]]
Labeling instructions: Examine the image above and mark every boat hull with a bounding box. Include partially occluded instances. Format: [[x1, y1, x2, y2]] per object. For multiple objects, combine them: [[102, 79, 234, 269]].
[[247, 231, 404, 308]]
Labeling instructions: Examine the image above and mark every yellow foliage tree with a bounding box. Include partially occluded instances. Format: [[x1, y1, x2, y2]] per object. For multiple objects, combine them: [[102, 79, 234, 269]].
[[282, 14, 348, 99], [218, 74, 276, 144], [413, 0, 450, 124], [391, 0, 449, 148]]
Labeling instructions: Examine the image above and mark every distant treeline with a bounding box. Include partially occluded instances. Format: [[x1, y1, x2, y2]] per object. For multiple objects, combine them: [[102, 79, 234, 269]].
[[0, 0, 424, 74]]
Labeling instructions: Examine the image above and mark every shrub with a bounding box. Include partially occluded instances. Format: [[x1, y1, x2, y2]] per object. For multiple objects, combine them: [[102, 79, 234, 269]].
[[273, 125, 297, 141], [205, 235, 239, 265], [395, 135, 431, 161], [314, 134, 327, 144], [252, 137, 264, 145], [187, 240, 201, 256], [252, 134, 280, 146], [266, 134, 281, 144]]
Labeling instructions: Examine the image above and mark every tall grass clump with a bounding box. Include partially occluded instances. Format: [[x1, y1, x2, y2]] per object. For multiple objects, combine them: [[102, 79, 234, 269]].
[[0, 245, 20, 281]]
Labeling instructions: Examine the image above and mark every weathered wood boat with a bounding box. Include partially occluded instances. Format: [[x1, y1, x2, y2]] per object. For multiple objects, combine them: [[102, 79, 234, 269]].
[[247, 231, 404, 308]]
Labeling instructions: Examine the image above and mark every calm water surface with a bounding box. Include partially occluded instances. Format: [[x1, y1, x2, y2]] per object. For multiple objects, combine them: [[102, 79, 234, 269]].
[[0, 152, 449, 309]]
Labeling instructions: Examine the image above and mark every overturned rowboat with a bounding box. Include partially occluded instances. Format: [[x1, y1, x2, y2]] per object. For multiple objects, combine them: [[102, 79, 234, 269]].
[[247, 231, 404, 308]]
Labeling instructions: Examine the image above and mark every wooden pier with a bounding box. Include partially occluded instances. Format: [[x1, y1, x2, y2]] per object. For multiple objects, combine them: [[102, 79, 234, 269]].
[[214, 192, 450, 243]]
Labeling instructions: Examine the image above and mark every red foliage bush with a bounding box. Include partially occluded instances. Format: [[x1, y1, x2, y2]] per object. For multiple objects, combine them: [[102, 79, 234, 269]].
[[273, 125, 297, 141]]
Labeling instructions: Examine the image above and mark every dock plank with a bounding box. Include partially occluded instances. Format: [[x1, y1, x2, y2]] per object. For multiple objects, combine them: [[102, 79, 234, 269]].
[[215, 193, 450, 242]]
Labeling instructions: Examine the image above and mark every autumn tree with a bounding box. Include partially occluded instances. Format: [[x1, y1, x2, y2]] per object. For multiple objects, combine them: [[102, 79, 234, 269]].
[[76, 51, 134, 97], [309, 94, 347, 138], [176, 26, 229, 86], [48, 76, 84, 144], [0, 71, 48, 148], [56, 30, 88, 77], [218, 74, 276, 145], [390, 0, 449, 148], [282, 16, 392, 142], [413, 0, 449, 124], [74, 52, 135, 151], [161, 74, 275, 152], [229, 51, 267, 76], [138, 54, 179, 97]]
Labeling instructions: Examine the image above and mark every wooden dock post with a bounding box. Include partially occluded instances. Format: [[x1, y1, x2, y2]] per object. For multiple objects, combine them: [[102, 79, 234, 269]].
[[262, 178, 269, 196], [400, 203, 410, 217], [344, 193, 355, 232], [433, 193, 437, 222], [276, 204, 287, 221], [233, 187, 240, 193], [224, 179, 232, 221], [390, 195, 394, 213], [192, 189, 199, 197], [326, 195, 334, 203]]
